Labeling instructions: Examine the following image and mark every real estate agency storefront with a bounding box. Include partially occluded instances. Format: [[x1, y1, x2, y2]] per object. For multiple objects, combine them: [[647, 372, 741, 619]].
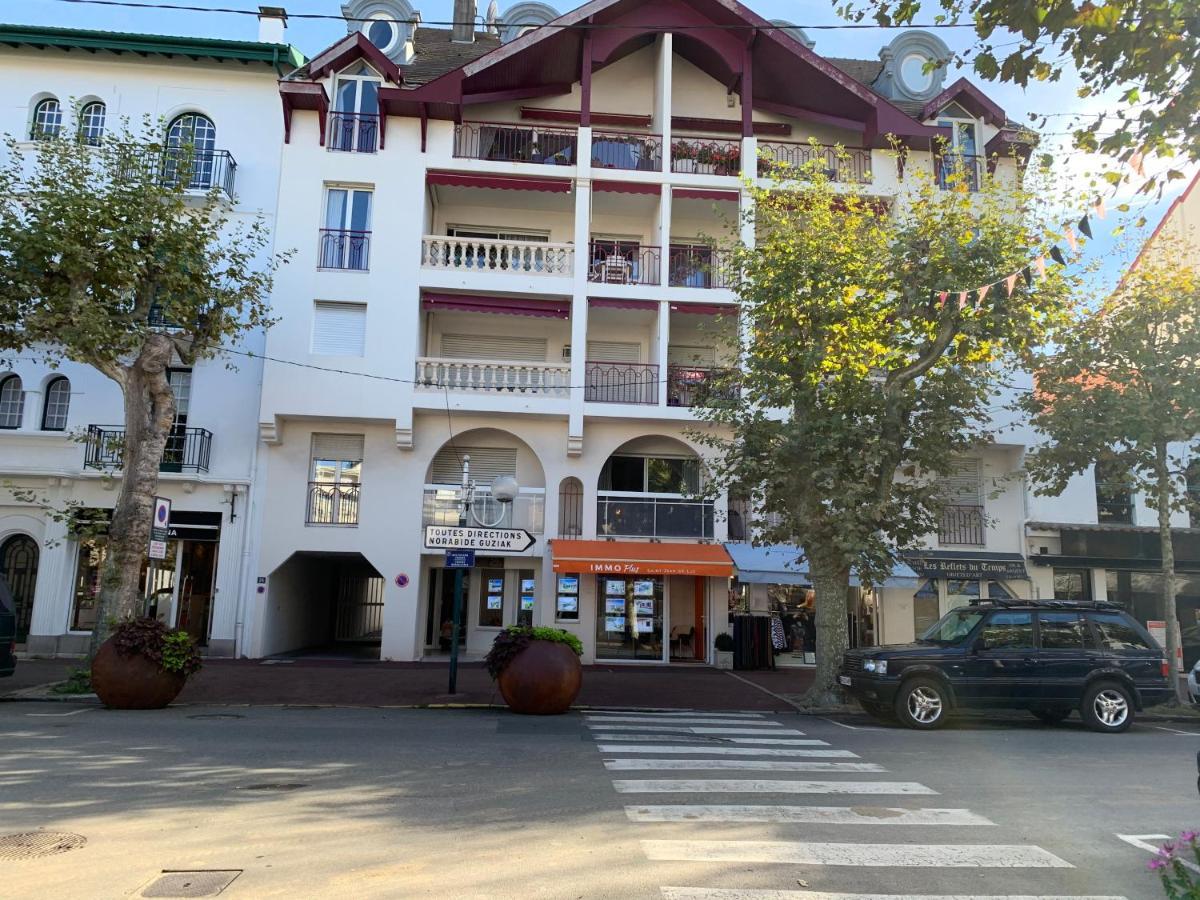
[[549, 540, 734, 664]]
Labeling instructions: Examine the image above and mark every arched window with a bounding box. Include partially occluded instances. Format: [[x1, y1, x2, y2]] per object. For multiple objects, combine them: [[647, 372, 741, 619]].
[[0, 375, 25, 429], [78, 101, 106, 146], [30, 98, 62, 140], [41, 377, 70, 431], [165, 113, 217, 189], [557, 476, 583, 537]]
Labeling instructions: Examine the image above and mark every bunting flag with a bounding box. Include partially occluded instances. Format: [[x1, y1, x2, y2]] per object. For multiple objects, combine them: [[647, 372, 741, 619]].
[[1077, 214, 1093, 239], [1050, 245, 1067, 266], [1005, 272, 1018, 296], [1022, 266, 1034, 288], [1034, 256, 1047, 278], [1093, 197, 1107, 220], [1129, 151, 1146, 176], [957, 291, 968, 309], [937, 290, 948, 307], [976, 283, 990, 307], [1063, 225, 1078, 253]]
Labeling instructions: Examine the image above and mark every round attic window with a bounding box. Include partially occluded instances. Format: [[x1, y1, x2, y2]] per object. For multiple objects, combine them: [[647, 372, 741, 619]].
[[366, 17, 398, 52], [899, 52, 934, 94]]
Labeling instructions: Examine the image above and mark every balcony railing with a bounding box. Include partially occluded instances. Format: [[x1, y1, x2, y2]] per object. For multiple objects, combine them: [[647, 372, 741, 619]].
[[667, 365, 738, 407], [420, 235, 573, 276], [84, 424, 212, 474], [415, 358, 571, 396], [328, 111, 379, 153], [422, 487, 545, 534], [937, 153, 983, 192], [597, 493, 715, 539], [584, 361, 659, 404], [319, 229, 371, 270], [668, 246, 734, 289], [938, 504, 985, 546], [587, 241, 661, 285], [1096, 488, 1134, 525], [757, 141, 872, 183], [117, 146, 237, 197], [591, 131, 663, 171], [306, 481, 360, 526], [671, 137, 741, 176], [454, 121, 577, 165]]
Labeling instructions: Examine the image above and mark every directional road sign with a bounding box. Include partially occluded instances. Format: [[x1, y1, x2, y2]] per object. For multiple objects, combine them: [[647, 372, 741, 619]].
[[424, 525, 536, 553]]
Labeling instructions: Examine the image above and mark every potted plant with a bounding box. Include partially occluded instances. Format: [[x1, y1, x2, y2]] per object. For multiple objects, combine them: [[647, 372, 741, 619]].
[[694, 143, 716, 175], [672, 140, 697, 174], [714, 632, 734, 670], [485, 625, 583, 715], [90, 617, 202, 709]]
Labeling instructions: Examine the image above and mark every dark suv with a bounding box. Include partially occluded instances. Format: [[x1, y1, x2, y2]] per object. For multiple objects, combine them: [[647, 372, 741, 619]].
[[840, 601, 1172, 733]]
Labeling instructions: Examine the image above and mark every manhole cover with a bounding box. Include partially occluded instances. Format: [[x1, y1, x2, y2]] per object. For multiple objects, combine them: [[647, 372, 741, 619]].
[[186, 714, 245, 720], [238, 783, 307, 792], [0, 831, 87, 860], [142, 870, 241, 898]]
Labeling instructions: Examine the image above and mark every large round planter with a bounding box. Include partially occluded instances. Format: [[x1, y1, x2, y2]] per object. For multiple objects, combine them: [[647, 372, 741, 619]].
[[496, 640, 582, 715], [90, 638, 186, 710]]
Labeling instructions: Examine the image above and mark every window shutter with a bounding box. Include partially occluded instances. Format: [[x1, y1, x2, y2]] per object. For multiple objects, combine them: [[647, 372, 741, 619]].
[[586, 341, 641, 362], [312, 302, 367, 356], [667, 345, 716, 366], [311, 433, 364, 463], [430, 446, 518, 485], [439, 333, 548, 362], [937, 458, 982, 505]]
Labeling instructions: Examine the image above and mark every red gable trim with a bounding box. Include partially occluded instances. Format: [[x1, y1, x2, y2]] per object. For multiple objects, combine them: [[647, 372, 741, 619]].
[[674, 188, 739, 202], [1124, 171, 1200, 280], [522, 107, 652, 128], [593, 179, 659, 195], [670, 302, 736, 315], [279, 81, 328, 145], [921, 77, 1006, 128], [422, 292, 571, 318], [426, 171, 573, 193], [307, 32, 402, 85]]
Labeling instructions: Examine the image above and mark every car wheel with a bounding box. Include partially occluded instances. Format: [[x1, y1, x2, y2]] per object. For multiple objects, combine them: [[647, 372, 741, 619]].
[[1031, 708, 1071, 725], [860, 700, 897, 723], [894, 677, 948, 730], [1080, 680, 1134, 733]]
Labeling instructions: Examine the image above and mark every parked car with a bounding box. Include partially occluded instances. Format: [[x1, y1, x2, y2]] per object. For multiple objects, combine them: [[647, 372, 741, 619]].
[[840, 601, 1172, 733], [1188, 658, 1200, 704], [0, 572, 17, 678]]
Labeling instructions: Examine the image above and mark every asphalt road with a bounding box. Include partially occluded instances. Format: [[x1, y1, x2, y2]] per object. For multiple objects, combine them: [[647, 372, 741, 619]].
[[0, 702, 1194, 899]]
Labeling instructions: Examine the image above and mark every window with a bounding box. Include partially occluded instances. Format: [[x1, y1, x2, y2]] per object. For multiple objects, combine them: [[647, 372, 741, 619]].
[[439, 333, 548, 362], [600, 455, 699, 494], [555, 573, 580, 622], [1053, 568, 1092, 603], [919, 607, 983, 644], [517, 570, 535, 628], [0, 375, 24, 428], [321, 187, 372, 269], [429, 446, 516, 486], [945, 578, 980, 608], [937, 458, 985, 546], [1089, 612, 1154, 652], [308, 433, 363, 526], [1095, 458, 1134, 524], [936, 118, 980, 191], [30, 98, 62, 140], [41, 377, 70, 430], [78, 101, 106, 145], [978, 611, 1034, 650], [311, 302, 366, 356], [913, 579, 940, 637], [331, 64, 381, 152], [1039, 612, 1086, 650], [364, 16, 400, 53], [165, 113, 217, 189], [71, 539, 105, 631], [480, 568, 505, 628], [1188, 458, 1200, 528]]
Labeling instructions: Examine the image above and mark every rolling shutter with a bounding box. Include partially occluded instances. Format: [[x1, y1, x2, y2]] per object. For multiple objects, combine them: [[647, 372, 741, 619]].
[[311, 433, 364, 463], [439, 333, 548, 362], [312, 302, 367, 356], [586, 340, 641, 362], [667, 345, 716, 366], [937, 458, 982, 505], [429, 446, 518, 485]]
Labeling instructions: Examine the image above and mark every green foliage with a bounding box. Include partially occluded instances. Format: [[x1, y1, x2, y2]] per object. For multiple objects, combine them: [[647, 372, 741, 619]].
[[714, 632, 735, 652], [837, 0, 1198, 189], [484, 626, 583, 679], [111, 617, 203, 677], [49, 666, 93, 695]]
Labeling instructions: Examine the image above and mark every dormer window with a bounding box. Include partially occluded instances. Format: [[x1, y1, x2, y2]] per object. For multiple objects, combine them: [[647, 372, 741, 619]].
[[365, 15, 401, 54], [936, 116, 980, 192], [330, 64, 381, 153]]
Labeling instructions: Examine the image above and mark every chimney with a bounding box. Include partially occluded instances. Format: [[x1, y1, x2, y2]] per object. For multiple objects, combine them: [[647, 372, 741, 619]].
[[257, 5, 287, 44], [452, 0, 476, 43]]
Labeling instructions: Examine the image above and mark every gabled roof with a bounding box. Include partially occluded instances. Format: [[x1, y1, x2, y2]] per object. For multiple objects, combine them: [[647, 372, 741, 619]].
[[305, 31, 403, 84], [920, 77, 1007, 128]]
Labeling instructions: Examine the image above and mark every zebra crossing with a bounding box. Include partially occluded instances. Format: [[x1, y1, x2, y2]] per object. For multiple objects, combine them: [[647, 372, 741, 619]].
[[582, 708, 1126, 900]]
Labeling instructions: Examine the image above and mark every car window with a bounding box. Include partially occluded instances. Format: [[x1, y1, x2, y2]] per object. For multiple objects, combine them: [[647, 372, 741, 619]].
[[1039, 612, 1086, 650], [1089, 613, 1154, 652], [979, 611, 1035, 650], [920, 609, 984, 644]]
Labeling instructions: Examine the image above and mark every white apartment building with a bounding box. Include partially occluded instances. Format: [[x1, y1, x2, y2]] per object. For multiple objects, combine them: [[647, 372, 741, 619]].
[[0, 18, 301, 656], [245, 0, 1033, 664]]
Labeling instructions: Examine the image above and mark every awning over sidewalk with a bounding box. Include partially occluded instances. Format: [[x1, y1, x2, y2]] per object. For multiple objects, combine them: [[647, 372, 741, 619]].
[[551, 540, 734, 577], [724, 543, 920, 588]]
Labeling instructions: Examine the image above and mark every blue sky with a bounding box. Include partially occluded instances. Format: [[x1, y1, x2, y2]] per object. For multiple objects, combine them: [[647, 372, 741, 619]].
[[5, 0, 1194, 291]]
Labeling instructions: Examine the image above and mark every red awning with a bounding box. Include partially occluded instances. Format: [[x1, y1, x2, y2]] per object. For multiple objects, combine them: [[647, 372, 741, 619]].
[[593, 179, 661, 195], [674, 188, 740, 202], [670, 302, 737, 315], [589, 297, 659, 310], [422, 292, 570, 319], [426, 171, 572, 193], [552, 539, 734, 577]]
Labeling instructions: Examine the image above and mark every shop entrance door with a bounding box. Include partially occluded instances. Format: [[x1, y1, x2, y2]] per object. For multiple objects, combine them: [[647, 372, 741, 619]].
[[596, 575, 665, 662], [426, 568, 469, 651], [175, 541, 218, 645]]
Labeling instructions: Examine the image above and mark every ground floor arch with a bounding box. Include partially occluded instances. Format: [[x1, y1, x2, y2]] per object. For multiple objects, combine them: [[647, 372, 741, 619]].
[[1, 533, 38, 643]]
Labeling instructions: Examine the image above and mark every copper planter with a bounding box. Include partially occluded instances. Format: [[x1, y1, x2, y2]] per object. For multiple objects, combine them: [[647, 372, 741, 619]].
[[497, 640, 582, 715], [90, 638, 187, 710]]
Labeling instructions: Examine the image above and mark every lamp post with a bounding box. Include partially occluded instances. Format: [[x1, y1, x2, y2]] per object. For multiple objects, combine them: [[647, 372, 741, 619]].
[[448, 453, 519, 693]]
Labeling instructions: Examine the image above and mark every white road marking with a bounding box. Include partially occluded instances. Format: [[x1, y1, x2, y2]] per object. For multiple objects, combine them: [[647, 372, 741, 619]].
[[1152, 725, 1200, 736], [584, 724, 793, 734], [723, 737, 832, 745], [607, 750, 859, 762], [24, 708, 92, 717], [585, 716, 776, 726], [612, 779, 937, 795], [661, 890, 1124, 900], [608, 760, 881, 773], [586, 710, 766, 718], [690, 726, 799, 735], [590, 735, 821, 746], [1116, 834, 1200, 874], [822, 717, 863, 730], [642, 840, 1072, 868], [627, 804, 992, 825], [597, 744, 831, 755]]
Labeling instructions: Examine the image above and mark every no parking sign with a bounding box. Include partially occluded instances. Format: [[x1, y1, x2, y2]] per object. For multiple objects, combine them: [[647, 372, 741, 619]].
[[149, 496, 171, 560]]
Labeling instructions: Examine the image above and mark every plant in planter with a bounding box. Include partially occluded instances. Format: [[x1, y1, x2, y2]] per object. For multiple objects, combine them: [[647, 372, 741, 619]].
[[714, 632, 735, 670], [672, 140, 698, 173], [485, 625, 583, 715], [90, 617, 202, 710]]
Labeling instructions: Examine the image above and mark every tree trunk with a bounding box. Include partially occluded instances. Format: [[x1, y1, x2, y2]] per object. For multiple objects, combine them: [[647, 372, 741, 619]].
[[805, 545, 852, 706], [88, 333, 177, 657], [1153, 442, 1187, 704]]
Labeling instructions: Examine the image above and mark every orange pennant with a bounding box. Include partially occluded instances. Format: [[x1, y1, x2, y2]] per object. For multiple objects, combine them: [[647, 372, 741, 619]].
[[1129, 151, 1145, 176], [957, 291, 968, 309], [976, 284, 990, 307], [937, 291, 948, 307], [1094, 197, 1107, 219], [1034, 256, 1047, 278], [1064, 225, 1078, 253], [1004, 273, 1018, 296]]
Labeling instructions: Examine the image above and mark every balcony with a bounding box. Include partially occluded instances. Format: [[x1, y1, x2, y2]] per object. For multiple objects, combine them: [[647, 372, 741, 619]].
[[937, 153, 983, 192], [327, 112, 379, 153], [117, 146, 237, 198], [591, 131, 663, 171], [319, 229, 371, 271], [84, 424, 212, 474], [938, 504, 985, 546], [584, 361, 659, 404], [453, 121, 577, 166], [1096, 487, 1134, 525], [420, 235, 573, 277], [587, 241, 661, 286], [666, 365, 737, 407], [668, 246, 733, 289], [757, 141, 872, 183], [306, 481, 360, 526], [422, 487, 545, 534], [415, 358, 570, 396], [671, 137, 741, 176], [597, 492, 715, 539]]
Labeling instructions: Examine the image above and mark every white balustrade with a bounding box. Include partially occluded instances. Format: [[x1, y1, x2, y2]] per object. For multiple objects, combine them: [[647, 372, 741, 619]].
[[420, 235, 573, 277], [415, 358, 571, 397]]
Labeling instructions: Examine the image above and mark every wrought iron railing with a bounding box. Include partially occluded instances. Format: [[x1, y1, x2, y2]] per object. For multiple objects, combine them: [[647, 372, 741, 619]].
[[584, 361, 659, 404], [306, 481, 360, 526], [84, 424, 212, 474], [319, 229, 371, 270], [757, 141, 872, 183], [591, 131, 663, 171], [597, 493, 715, 539], [938, 504, 986, 546], [668, 246, 734, 289], [454, 121, 577, 165], [936, 153, 984, 192], [666, 365, 738, 407], [327, 111, 379, 153], [421, 487, 545, 533], [671, 137, 741, 176], [420, 235, 573, 276], [587, 241, 661, 285], [415, 358, 571, 396], [116, 146, 238, 197]]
